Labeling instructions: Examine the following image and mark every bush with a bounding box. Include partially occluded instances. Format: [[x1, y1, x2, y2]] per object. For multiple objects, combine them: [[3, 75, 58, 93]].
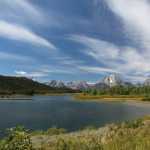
[[0, 126, 34, 150], [123, 119, 143, 128], [142, 95, 150, 101], [31, 127, 67, 136], [46, 127, 66, 135], [0, 117, 150, 150], [56, 137, 103, 150]]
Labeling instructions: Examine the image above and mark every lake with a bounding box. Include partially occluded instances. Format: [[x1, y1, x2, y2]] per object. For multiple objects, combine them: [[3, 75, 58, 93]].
[[0, 95, 150, 134]]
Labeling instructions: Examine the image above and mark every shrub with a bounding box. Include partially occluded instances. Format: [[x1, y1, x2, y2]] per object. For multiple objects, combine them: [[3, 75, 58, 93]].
[[142, 95, 150, 101], [46, 127, 67, 135], [0, 126, 34, 150], [56, 137, 103, 150]]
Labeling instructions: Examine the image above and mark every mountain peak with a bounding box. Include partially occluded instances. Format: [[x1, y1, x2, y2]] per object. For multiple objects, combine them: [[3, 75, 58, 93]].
[[102, 74, 122, 87], [46, 80, 66, 88], [144, 78, 150, 86], [66, 81, 89, 90]]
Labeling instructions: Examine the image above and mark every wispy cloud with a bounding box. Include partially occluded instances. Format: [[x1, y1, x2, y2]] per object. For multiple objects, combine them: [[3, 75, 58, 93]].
[[0, 0, 45, 24], [0, 0, 56, 49], [78, 66, 120, 74], [104, 0, 150, 50], [53, 56, 85, 66], [125, 75, 147, 83], [0, 21, 56, 49], [0, 51, 33, 62], [69, 34, 150, 82], [15, 71, 27, 76], [15, 70, 48, 78], [0, 0, 78, 29], [38, 67, 76, 75], [69, 35, 119, 61], [15, 66, 76, 79]]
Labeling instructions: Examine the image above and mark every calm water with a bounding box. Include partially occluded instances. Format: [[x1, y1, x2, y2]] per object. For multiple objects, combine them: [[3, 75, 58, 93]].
[[0, 95, 150, 134]]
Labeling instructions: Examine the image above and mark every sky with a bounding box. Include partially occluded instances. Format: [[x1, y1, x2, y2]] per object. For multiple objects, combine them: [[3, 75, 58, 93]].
[[0, 0, 150, 83]]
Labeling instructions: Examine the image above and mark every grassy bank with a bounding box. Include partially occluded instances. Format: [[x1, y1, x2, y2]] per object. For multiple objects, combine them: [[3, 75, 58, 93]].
[[0, 116, 150, 150], [74, 93, 150, 102]]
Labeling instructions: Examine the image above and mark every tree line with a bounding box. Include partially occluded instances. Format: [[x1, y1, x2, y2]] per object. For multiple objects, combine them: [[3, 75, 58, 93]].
[[83, 85, 150, 96]]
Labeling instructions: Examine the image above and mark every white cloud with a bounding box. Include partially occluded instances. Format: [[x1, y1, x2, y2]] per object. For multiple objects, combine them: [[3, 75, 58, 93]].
[[0, 0, 68, 29], [15, 70, 48, 78], [78, 66, 120, 74], [125, 75, 147, 83], [70, 34, 150, 82], [0, 51, 33, 62], [104, 0, 150, 50], [70, 35, 119, 61], [118, 47, 150, 74], [0, 0, 45, 24], [0, 21, 56, 49], [15, 71, 27, 76], [15, 66, 76, 79], [54, 56, 85, 66], [38, 65, 77, 75]]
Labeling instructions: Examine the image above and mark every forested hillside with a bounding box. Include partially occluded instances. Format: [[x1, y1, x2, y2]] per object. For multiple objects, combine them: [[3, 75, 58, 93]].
[[0, 75, 74, 95]]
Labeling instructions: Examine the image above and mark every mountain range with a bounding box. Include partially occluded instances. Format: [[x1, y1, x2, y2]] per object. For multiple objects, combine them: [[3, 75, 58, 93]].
[[46, 74, 150, 90], [0, 74, 149, 95], [46, 80, 89, 90]]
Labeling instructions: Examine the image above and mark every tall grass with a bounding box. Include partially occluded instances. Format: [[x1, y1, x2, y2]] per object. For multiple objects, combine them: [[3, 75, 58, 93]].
[[0, 117, 150, 150]]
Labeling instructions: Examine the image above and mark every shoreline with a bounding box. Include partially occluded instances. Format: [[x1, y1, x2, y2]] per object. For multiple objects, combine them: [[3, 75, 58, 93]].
[[0, 94, 33, 100], [0, 96, 33, 100], [73, 94, 150, 111], [74, 94, 148, 102], [0, 93, 71, 99], [0, 94, 150, 104]]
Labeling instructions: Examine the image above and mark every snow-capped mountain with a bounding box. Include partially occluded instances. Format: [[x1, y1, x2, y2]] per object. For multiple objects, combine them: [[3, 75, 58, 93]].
[[46, 80, 89, 90], [144, 78, 150, 86], [93, 74, 124, 88], [45, 74, 130, 90], [66, 81, 89, 90], [46, 80, 66, 88], [102, 74, 123, 87]]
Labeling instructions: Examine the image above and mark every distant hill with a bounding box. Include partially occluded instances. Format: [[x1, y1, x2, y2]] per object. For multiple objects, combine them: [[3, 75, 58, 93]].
[[0, 75, 75, 95]]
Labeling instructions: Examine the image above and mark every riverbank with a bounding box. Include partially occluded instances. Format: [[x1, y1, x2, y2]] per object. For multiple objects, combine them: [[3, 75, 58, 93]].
[[31, 116, 150, 150], [74, 93, 148, 102], [0, 95, 33, 100], [42, 93, 73, 96], [0, 93, 72, 100], [0, 116, 150, 150]]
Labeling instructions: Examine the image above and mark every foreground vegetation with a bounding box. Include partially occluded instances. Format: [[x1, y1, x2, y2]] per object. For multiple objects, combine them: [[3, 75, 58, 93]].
[[0, 116, 150, 150]]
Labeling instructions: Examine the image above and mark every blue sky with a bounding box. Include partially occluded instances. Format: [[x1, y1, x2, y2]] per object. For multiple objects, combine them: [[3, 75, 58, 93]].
[[0, 0, 150, 82]]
